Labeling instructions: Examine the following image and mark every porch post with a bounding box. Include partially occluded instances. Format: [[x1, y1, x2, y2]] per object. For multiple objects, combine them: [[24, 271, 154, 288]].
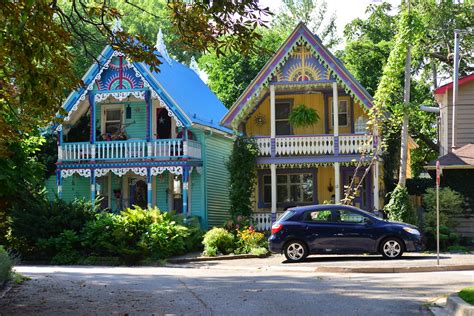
[[146, 90, 152, 158], [183, 128, 188, 157], [90, 169, 96, 202], [89, 94, 96, 160], [271, 163, 277, 222], [332, 82, 339, 155], [334, 162, 341, 203], [56, 170, 63, 199], [373, 160, 380, 211], [147, 168, 152, 208], [182, 166, 189, 216]]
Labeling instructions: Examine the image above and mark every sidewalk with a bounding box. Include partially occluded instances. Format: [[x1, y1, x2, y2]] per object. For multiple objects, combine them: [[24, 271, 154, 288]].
[[168, 252, 474, 273]]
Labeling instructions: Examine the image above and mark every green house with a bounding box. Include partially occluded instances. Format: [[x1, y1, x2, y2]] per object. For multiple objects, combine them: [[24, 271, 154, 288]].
[[46, 31, 233, 229]]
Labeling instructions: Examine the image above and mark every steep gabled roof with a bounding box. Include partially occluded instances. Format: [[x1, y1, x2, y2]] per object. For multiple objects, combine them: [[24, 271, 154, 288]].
[[62, 45, 230, 133], [221, 22, 374, 129], [434, 73, 474, 95]]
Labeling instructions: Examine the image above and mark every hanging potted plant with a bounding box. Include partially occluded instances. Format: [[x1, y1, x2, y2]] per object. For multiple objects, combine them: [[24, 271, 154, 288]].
[[289, 104, 320, 128]]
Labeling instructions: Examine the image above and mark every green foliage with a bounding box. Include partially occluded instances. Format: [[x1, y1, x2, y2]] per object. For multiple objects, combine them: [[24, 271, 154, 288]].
[[288, 104, 320, 128], [384, 185, 417, 224], [235, 227, 266, 255], [227, 136, 259, 218], [459, 287, 474, 305], [38, 230, 81, 265], [202, 228, 235, 256], [406, 178, 434, 196], [440, 170, 474, 211], [0, 245, 13, 284]]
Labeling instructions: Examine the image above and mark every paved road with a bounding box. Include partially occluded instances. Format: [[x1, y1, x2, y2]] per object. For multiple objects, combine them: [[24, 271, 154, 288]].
[[1, 259, 473, 316]]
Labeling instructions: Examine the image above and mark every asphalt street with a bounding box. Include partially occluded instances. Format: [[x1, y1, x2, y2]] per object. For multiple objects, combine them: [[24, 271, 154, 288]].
[[1, 259, 473, 315]]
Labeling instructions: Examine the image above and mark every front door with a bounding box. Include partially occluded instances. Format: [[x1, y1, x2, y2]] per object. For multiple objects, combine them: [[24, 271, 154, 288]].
[[341, 168, 372, 211], [156, 108, 171, 139], [129, 178, 147, 209]]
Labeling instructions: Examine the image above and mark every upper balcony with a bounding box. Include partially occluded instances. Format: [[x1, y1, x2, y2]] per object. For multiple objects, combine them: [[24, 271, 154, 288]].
[[254, 134, 373, 157], [59, 139, 202, 162]]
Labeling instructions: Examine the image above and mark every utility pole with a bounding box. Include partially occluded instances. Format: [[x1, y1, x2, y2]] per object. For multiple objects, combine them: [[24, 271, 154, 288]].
[[398, 0, 411, 187]]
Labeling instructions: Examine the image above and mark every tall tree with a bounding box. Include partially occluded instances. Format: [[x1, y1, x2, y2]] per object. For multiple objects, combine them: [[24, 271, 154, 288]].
[[0, 0, 271, 156]]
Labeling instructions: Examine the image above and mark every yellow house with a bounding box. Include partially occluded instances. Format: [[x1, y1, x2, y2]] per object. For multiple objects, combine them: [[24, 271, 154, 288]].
[[221, 23, 385, 228]]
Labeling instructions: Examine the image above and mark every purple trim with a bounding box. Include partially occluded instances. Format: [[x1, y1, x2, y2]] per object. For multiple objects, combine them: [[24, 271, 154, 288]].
[[271, 138, 276, 157], [257, 168, 318, 208], [256, 154, 370, 165], [334, 136, 339, 155], [272, 80, 336, 86], [223, 24, 373, 127]]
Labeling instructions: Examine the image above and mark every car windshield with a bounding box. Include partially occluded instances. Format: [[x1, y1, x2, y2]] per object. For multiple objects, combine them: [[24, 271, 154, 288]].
[[278, 210, 296, 222]]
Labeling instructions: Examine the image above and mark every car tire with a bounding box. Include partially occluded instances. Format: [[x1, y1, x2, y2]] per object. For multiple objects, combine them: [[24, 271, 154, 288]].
[[284, 240, 308, 263], [380, 237, 404, 259]]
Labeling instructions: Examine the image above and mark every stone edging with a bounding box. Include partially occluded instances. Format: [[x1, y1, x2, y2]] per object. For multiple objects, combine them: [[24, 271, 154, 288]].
[[168, 253, 270, 264], [314, 264, 474, 273], [446, 294, 474, 316]]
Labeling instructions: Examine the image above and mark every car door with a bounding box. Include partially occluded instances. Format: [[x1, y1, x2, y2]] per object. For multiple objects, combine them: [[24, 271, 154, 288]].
[[302, 209, 341, 253], [332, 208, 378, 253]]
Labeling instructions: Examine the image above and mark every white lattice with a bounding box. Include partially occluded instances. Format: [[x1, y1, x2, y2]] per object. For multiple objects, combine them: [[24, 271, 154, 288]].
[[150, 166, 183, 176], [94, 91, 145, 103], [61, 169, 91, 178]]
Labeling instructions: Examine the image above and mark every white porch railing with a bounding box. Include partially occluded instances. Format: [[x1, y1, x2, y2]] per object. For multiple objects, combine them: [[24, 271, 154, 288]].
[[339, 134, 373, 154], [255, 137, 271, 156], [250, 212, 283, 231], [276, 135, 334, 156], [60, 139, 202, 161]]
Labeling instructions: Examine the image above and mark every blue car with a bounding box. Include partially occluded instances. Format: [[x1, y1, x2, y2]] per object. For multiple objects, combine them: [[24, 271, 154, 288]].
[[268, 205, 424, 262]]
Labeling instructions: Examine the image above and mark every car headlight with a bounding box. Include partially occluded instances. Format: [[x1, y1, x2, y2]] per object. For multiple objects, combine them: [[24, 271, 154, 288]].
[[403, 227, 420, 235]]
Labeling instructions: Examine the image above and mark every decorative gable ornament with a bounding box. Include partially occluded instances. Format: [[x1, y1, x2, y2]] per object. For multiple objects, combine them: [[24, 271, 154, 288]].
[[189, 56, 199, 74], [111, 19, 123, 34], [155, 29, 172, 65]]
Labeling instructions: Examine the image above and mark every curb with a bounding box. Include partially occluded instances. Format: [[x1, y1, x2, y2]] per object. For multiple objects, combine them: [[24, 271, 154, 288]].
[[314, 264, 474, 273], [168, 253, 270, 264], [446, 294, 474, 316], [0, 281, 12, 300]]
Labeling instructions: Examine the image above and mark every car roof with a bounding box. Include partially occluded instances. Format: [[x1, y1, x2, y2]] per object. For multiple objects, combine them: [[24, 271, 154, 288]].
[[287, 204, 373, 216]]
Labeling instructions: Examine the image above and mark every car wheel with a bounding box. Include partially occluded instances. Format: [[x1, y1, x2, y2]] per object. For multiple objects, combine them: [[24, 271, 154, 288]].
[[380, 238, 404, 259], [284, 240, 308, 262]]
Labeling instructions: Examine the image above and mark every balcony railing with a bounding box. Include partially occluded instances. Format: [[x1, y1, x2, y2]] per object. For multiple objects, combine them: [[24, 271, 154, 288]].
[[59, 139, 202, 162], [250, 212, 283, 231], [255, 134, 373, 157]]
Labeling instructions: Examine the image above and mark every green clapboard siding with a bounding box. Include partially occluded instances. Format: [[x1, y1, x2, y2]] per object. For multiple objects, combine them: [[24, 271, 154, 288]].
[[125, 103, 146, 139], [156, 172, 169, 211], [61, 175, 90, 202], [190, 169, 204, 219], [204, 133, 232, 228], [45, 175, 57, 200]]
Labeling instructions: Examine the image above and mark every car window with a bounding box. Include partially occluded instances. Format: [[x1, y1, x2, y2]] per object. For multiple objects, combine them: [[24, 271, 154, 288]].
[[278, 210, 296, 222], [334, 209, 366, 224], [305, 210, 332, 222]]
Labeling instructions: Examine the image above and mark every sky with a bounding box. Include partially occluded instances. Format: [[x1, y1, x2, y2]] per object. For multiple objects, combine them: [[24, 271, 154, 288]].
[[260, 0, 400, 47]]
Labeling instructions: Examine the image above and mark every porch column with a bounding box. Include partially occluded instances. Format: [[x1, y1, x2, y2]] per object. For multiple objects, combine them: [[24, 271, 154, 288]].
[[56, 170, 63, 199], [373, 160, 380, 211], [182, 166, 189, 216], [89, 94, 96, 160], [270, 84, 276, 157], [334, 162, 341, 203], [332, 82, 339, 155], [146, 90, 153, 157], [183, 128, 188, 157], [90, 169, 96, 202], [147, 168, 152, 208], [270, 163, 277, 222]]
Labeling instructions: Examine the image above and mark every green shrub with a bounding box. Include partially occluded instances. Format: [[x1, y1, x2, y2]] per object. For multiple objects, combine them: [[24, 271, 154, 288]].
[[202, 228, 235, 256], [0, 245, 13, 284], [288, 104, 320, 128], [423, 187, 465, 250], [235, 227, 266, 254], [37, 230, 81, 264], [459, 286, 474, 305], [384, 185, 417, 224]]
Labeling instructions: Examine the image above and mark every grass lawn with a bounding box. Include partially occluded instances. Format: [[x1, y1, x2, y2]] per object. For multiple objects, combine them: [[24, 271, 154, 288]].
[[459, 286, 474, 305]]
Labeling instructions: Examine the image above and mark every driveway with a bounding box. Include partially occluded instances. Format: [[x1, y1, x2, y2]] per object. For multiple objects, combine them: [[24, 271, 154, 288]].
[[1, 259, 473, 315]]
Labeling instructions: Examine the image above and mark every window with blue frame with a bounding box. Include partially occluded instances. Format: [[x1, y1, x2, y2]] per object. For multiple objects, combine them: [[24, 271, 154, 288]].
[[262, 172, 314, 206]]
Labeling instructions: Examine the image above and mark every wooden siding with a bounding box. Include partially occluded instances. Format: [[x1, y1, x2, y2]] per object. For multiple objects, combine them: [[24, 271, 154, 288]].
[[204, 133, 233, 228], [96, 102, 147, 139], [45, 175, 57, 200], [61, 175, 90, 202], [156, 172, 169, 211], [244, 93, 369, 136], [446, 80, 474, 150], [190, 169, 204, 218]]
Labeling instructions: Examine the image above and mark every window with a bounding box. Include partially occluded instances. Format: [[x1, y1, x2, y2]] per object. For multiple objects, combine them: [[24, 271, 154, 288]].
[[275, 101, 292, 135], [263, 173, 313, 205], [334, 209, 366, 224], [330, 99, 349, 127], [104, 108, 122, 135], [305, 210, 332, 222]]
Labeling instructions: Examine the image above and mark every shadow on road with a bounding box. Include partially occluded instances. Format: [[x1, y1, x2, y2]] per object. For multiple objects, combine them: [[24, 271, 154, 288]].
[[282, 254, 451, 264]]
